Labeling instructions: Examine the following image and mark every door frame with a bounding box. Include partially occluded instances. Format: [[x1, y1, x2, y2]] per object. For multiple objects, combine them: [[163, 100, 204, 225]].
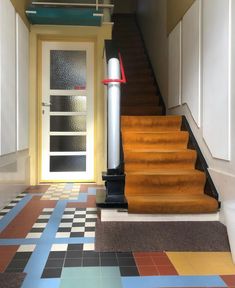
[[38, 37, 95, 183]]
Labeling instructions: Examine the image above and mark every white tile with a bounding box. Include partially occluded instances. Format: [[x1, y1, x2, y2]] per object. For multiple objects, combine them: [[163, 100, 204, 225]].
[[59, 223, 73, 228], [33, 223, 47, 228], [38, 215, 51, 219], [0, 209, 10, 213], [26, 232, 42, 239], [84, 232, 95, 237], [43, 208, 54, 212], [17, 244, 36, 252], [51, 244, 68, 251], [73, 218, 86, 223], [75, 211, 86, 215], [62, 215, 74, 219], [56, 232, 70, 238], [83, 243, 95, 251], [85, 222, 96, 227], [7, 203, 16, 207], [86, 214, 97, 219], [86, 208, 97, 211], [64, 208, 76, 212], [71, 227, 85, 232]]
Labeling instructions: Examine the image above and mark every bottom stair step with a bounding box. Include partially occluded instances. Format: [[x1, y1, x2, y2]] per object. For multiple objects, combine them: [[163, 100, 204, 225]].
[[127, 194, 219, 214]]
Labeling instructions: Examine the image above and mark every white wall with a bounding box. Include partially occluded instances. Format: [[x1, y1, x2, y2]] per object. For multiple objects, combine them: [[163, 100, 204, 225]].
[[202, 0, 231, 160], [17, 14, 29, 151], [168, 0, 235, 222], [137, 0, 168, 104], [168, 22, 181, 108], [182, 0, 201, 127], [0, 0, 30, 209], [0, 0, 16, 155]]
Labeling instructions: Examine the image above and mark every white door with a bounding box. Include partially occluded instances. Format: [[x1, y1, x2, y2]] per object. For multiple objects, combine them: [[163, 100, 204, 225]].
[[41, 41, 94, 181]]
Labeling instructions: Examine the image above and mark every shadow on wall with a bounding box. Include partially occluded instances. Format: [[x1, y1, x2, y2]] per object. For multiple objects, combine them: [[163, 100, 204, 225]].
[[114, 0, 137, 14]]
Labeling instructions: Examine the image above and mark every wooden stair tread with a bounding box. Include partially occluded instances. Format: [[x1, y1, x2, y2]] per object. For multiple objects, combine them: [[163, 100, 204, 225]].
[[127, 194, 219, 214], [125, 169, 204, 176]]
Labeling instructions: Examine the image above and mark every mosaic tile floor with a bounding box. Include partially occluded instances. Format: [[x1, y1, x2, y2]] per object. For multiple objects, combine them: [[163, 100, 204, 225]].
[[0, 183, 235, 288]]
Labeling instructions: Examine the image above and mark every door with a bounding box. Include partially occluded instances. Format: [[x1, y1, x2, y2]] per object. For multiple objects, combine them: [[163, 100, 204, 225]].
[[41, 41, 94, 181]]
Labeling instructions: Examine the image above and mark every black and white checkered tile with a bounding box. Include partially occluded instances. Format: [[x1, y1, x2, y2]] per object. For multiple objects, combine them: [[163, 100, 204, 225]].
[[0, 192, 27, 220], [26, 208, 54, 238], [56, 208, 97, 238]]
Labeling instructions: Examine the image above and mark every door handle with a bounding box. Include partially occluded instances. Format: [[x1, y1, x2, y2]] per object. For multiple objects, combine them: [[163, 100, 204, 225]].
[[42, 102, 51, 107]]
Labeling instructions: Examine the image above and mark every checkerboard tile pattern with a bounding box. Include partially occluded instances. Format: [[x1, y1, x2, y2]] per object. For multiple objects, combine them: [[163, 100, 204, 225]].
[[56, 208, 97, 238], [26, 208, 54, 238], [0, 192, 27, 219], [41, 183, 81, 200]]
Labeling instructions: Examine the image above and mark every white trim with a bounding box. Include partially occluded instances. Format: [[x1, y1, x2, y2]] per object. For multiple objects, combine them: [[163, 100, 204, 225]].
[[228, 0, 232, 160], [101, 209, 220, 222], [50, 152, 86, 156], [49, 132, 87, 136], [50, 112, 86, 116]]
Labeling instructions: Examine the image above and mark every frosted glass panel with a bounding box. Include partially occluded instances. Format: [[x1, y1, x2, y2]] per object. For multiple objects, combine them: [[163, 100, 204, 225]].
[[50, 116, 86, 132], [50, 136, 86, 152], [50, 156, 86, 172], [50, 50, 86, 90], [50, 95, 86, 112]]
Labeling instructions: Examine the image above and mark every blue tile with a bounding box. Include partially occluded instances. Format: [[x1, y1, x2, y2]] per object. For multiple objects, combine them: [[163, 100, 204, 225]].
[[61, 267, 101, 279], [0, 238, 41, 245], [88, 188, 97, 195], [77, 193, 88, 202], [121, 276, 227, 288], [22, 277, 60, 288]]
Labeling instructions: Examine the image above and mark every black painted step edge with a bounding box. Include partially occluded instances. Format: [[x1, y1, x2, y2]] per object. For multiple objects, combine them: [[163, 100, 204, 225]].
[[181, 115, 220, 207]]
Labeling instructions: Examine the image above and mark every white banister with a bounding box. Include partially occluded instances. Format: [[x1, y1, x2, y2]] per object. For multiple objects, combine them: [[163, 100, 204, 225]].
[[107, 58, 120, 170]]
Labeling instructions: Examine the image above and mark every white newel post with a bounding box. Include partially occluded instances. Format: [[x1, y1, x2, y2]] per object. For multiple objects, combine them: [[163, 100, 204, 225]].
[[107, 58, 120, 170]]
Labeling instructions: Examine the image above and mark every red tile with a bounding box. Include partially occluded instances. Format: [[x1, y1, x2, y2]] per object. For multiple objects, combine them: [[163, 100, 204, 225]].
[[67, 202, 87, 208], [138, 265, 159, 276], [150, 252, 166, 257], [0, 246, 18, 272], [157, 265, 178, 275], [0, 197, 56, 238], [133, 252, 152, 258], [25, 185, 50, 193], [152, 256, 173, 266], [135, 257, 154, 266], [221, 275, 235, 286]]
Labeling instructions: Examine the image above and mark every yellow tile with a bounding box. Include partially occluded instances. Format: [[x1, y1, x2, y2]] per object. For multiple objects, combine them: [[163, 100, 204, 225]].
[[167, 252, 197, 275], [167, 252, 235, 275]]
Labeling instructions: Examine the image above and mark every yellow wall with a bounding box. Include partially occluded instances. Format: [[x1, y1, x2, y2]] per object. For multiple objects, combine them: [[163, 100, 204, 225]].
[[167, 0, 195, 34], [10, 0, 30, 27], [29, 24, 112, 185]]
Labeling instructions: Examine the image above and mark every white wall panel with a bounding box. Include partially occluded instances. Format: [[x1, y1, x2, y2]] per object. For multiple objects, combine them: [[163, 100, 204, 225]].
[[168, 22, 181, 108], [0, 0, 16, 155], [182, 0, 201, 126], [16, 14, 29, 151], [202, 0, 231, 160]]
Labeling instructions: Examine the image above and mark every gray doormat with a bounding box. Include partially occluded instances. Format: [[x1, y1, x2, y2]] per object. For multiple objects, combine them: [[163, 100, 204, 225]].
[[0, 273, 26, 288], [95, 220, 230, 252]]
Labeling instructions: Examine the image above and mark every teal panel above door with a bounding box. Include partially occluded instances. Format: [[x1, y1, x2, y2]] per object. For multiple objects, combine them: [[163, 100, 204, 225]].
[[26, 6, 103, 26]]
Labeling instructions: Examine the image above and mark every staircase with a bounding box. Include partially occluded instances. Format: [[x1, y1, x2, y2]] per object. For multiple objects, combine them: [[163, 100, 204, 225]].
[[113, 15, 219, 214]]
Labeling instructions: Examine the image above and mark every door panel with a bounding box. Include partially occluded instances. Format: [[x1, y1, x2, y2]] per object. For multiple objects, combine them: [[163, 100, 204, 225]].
[[41, 42, 94, 181]]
